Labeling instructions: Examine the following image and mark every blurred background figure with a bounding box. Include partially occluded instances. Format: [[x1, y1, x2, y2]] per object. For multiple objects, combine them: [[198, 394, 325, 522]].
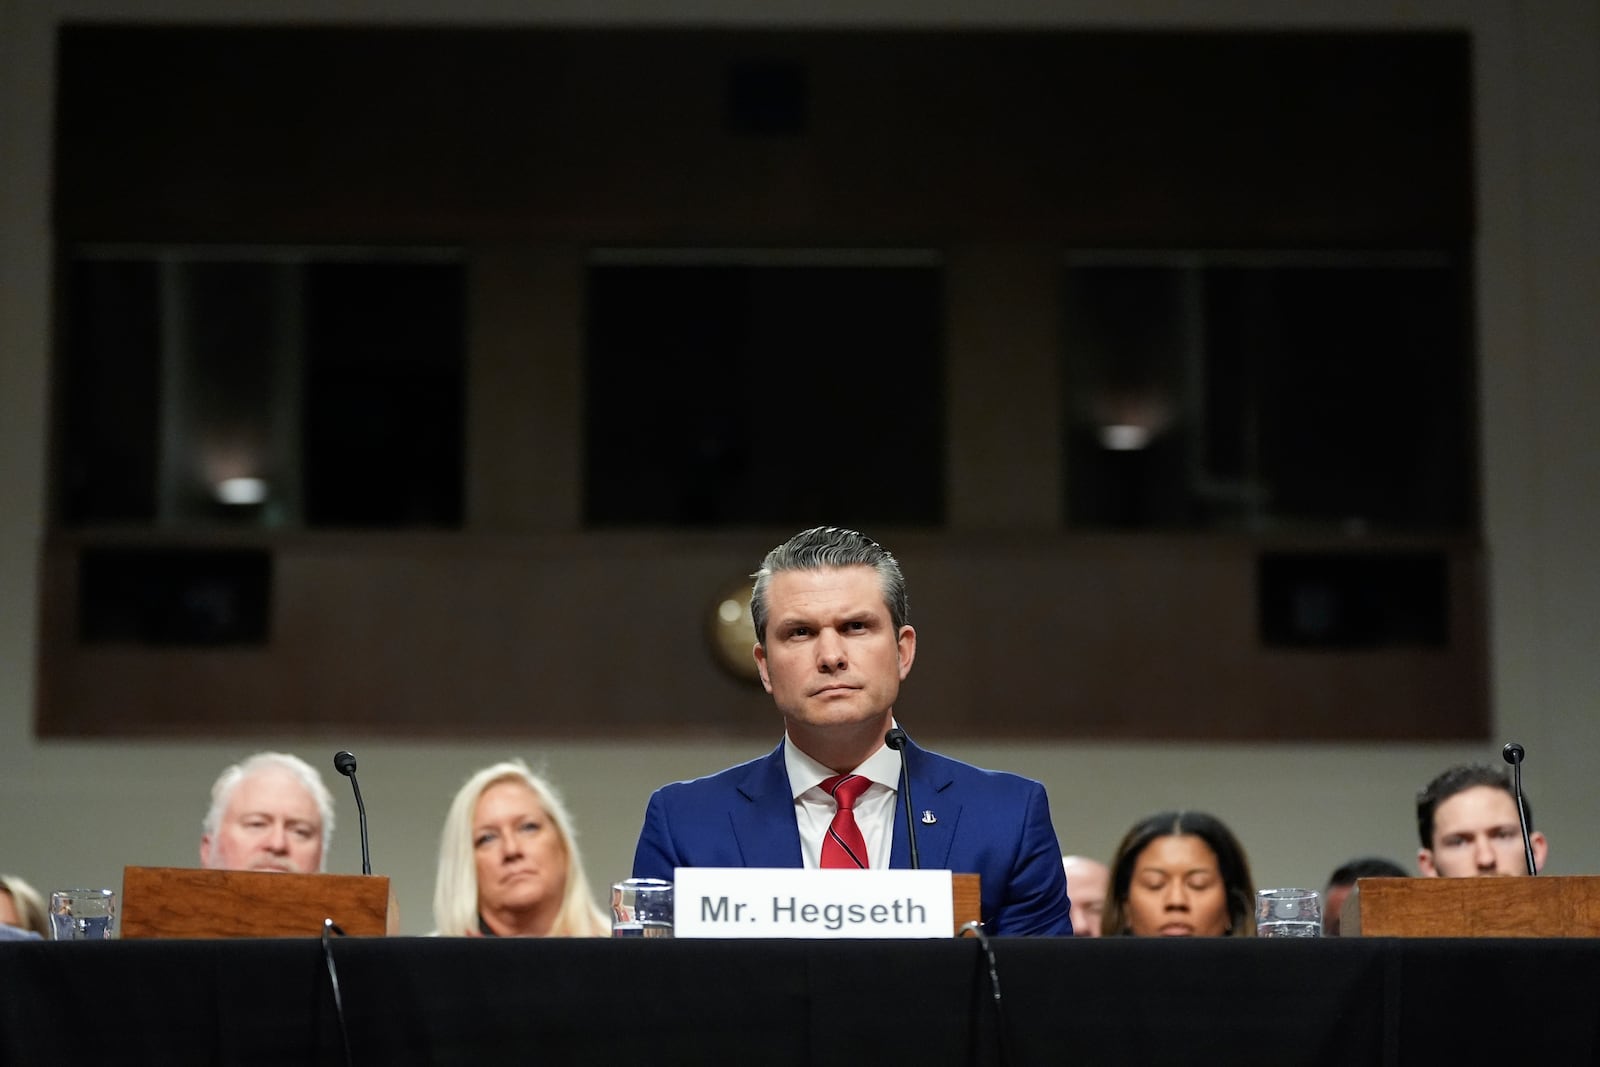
[[1103, 811, 1255, 937], [1321, 856, 1408, 936], [200, 751, 335, 873], [0, 873, 49, 939], [1061, 854, 1110, 937], [433, 760, 609, 937]]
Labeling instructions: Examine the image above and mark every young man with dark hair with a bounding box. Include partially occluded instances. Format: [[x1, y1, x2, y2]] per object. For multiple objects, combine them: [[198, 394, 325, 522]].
[[1415, 763, 1547, 877], [1322, 856, 1407, 935]]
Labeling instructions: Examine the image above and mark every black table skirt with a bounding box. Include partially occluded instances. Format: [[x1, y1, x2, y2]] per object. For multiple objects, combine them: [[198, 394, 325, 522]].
[[3, 936, 1597, 1065]]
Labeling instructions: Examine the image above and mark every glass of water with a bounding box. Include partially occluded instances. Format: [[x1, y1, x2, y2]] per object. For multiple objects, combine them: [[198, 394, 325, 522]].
[[1255, 888, 1321, 937], [50, 888, 118, 940], [610, 878, 673, 938]]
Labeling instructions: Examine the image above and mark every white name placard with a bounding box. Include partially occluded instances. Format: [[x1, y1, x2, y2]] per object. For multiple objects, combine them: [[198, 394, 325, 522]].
[[673, 867, 954, 939]]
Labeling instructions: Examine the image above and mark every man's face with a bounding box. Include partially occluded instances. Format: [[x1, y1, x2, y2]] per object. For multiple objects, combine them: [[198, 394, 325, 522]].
[[1062, 857, 1109, 937], [753, 566, 915, 745], [1323, 883, 1352, 935], [1418, 784, 1547, 877], [200, 766, 324, 873]]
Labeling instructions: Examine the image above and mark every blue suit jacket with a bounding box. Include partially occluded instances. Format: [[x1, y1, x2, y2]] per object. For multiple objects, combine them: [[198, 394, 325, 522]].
[[632, 738, 1073, 936]]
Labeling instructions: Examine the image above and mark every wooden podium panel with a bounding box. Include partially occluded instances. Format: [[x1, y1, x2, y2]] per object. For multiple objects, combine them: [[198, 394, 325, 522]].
[[120, 866, 390, 938], [1343, 875, 1600, 938], [952, 873, 980, 934]]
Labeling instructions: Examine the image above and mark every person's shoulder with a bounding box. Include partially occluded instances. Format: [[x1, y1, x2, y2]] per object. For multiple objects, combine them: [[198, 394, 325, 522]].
[[650, 747, 782, 798], [913, 742, 1047, 794]]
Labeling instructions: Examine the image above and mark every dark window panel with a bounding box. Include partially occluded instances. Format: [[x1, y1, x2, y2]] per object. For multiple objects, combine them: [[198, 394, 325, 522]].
[[1063, 255, 1473, 533], [1206, 265, 1472, 529], [58, 259, 162, 524], [57, 251, 466, 531], [79, 546, 272, 646], [301, 261, 466, 528], [1258, 551, 1449, 649]]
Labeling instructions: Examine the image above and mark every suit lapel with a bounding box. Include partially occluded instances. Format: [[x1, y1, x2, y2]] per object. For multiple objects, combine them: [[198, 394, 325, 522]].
[[729, 743, 805, 868], [888, 739, 960, 869]]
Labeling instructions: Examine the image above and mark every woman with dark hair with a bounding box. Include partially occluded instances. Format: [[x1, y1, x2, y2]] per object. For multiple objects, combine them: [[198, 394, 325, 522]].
[[1102, 811, 1256, 937]]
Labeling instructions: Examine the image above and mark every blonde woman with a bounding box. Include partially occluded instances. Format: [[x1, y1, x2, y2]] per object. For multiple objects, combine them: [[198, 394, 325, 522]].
[[0, 873, 49, 938], [433, 760, 609, 937]]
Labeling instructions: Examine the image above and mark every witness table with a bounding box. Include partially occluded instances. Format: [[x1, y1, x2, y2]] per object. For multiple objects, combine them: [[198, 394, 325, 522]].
[[2, 936, 1597, 1065]]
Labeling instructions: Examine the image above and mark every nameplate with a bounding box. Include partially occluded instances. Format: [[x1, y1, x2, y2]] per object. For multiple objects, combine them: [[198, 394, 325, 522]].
[[673, 867, 954, 939]]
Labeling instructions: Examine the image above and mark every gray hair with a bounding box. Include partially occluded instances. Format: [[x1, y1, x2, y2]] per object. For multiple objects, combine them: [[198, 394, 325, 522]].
[[432, 759, 609, 937], [750, 526, 909, 646], [202, 752, 336, 871]]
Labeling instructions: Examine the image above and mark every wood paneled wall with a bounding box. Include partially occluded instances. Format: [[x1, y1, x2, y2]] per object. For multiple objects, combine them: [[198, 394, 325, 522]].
[[40, 26, 1483, 741], [55, 27, 1470, 244]]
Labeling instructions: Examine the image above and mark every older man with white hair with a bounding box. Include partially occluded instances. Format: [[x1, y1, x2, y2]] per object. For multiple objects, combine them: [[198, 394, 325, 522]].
[[200, 751, 335, 873]]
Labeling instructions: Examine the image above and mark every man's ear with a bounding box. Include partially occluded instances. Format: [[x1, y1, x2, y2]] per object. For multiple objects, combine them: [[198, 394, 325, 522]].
[[1416, 847, 1440, 877], [753, 642, 773, 694], [199, 834, 213, 868], [1531, 830, 1550, 874], [896, 625, 917, 680]]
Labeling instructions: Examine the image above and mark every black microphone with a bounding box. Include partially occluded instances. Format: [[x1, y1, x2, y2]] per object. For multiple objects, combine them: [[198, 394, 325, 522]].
[[334, 750, 372, 877], [885, 728, 920, 870], [1502, 742, 1537, 876]]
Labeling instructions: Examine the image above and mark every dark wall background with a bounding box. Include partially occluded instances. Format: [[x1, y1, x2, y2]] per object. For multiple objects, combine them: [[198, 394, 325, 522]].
[[54, 26, 1470, 243]]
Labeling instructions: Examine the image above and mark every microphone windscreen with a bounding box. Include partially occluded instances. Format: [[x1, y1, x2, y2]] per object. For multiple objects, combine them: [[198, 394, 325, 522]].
[[334, 750, 358, 777]]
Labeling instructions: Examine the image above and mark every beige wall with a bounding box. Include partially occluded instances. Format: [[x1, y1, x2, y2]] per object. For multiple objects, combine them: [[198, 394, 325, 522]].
[[3, 0, 1597, 933]]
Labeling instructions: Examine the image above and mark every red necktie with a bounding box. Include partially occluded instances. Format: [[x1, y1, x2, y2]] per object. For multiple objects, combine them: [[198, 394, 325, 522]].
[[819, 774, 871, 869]]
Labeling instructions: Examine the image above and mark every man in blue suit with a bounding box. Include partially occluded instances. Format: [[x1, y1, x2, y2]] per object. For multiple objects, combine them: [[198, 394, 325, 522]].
[[632, 527, 1072, 936]]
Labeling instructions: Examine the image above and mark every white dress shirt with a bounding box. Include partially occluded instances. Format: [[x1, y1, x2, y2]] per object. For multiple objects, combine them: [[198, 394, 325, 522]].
[[785, 731, 903, 870]]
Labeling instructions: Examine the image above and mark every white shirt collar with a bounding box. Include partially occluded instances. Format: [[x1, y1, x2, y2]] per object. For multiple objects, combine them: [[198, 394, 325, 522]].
[[783, 725, 905, 800]]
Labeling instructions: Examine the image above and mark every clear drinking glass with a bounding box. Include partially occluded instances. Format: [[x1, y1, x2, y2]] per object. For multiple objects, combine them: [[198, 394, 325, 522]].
[[1255, 888, 1321, 937], [50, 888, 118, 940], [611, 878, 673, 938]]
